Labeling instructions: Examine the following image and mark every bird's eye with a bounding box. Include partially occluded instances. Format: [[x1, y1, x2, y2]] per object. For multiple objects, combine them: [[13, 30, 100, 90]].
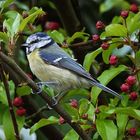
[[30, 39, 39, 44]]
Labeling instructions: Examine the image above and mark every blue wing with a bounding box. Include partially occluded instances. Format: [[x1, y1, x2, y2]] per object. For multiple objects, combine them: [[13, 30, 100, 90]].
[[39, 48, 122, 99], [39, 49, 96, 82]]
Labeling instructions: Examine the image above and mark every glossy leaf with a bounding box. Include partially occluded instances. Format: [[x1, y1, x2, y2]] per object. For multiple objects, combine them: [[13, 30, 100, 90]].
[[79, 99, 90, 116], [116, 114, 128, 140], [115, 107, 140, 120], [16, 85, 31, 96], [63, 129, 79, 140], [11, 13, 21, 35], [96, 119, 117, 140], [105, 24, 127, 37], [18, 9, 44, 32], [3, 109, 15, 140], [63, 104, 79, 120], [83, 47, 102, 71], [67, 32, 89, 44], [127, 12, 140, 34], [0, 32, 9, 43], [91, 65, 127, 104], [47, 30, 65, 44], [30, 116, 59, 134]]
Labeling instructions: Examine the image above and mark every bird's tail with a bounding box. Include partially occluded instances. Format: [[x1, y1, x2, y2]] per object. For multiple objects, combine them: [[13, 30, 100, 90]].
[[91, 81, 122, 99]]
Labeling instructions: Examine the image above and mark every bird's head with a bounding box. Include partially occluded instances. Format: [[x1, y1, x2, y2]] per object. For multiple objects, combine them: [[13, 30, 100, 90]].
[[22, 32, 54, 54]]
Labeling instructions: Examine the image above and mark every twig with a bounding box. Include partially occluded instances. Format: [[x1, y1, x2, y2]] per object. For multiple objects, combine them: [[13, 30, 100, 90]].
[[0, 51, 91, 140], [0, 64, 20, 140], [26, 105, 48, 121]]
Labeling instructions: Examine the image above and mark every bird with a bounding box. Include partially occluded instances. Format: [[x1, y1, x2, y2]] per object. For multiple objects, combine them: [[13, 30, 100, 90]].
[[22, 32, 122, 101]]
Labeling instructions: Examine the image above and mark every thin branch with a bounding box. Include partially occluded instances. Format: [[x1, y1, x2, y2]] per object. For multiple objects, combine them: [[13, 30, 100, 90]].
[[0, 64, 20, 140], [26, 105, 48, 121], [0, 51, 91, 140]]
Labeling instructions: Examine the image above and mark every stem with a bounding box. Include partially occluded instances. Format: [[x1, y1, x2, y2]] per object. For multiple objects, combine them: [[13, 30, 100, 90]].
[[0, 65, 20, 140], [26, 105, 48, 121], [0, 51, 91, 140]]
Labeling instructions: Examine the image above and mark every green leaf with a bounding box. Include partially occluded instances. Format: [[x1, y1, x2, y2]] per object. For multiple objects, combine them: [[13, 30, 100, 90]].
[[3, 18, 13, 37], [3, 109, 16, 140], [100, 0, 129, 13], [47, 30, 65, 44], [79, 99, 90, 116], [16, 85, 31, 96], [83, 47, 102, 71], [127, 12, 140, 34], [135, 50, 140, 81], [30, 116, 59, 134], [116, 114, 128, 140], [0, 84, 8, 105], [0, 0, 14, 10], [63, 104, 79, 120], [63, 129, 79, 140], [91, 65, 127, 104], [105, 24, 127, 37], [0, 32, 8, 43], [115, 107, 140, 120], [11, 13, 21, 35], [96, 119, 117, 140], [18, 9, 44, 32], [67, 32, 89, 44]]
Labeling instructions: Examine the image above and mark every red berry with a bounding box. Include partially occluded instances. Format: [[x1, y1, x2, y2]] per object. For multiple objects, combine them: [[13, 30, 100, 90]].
[[128, 127, 137, 136], [130, 4, 139, 13], [13, 97, 23, 107], [70, 99, 78, 108], [126, 76, 136, 86], [96, 21, 105, 29], [101, 42, 109, 50], [16, 107, 26, 116], [129, 91, 138, 101], [120, 10, 129, 18], [95, 108, 100, 114], [45, 21, 60, 30], [59, 116, 65, 124], [92, 34, 100, 42], [120, 83, 130, 92], [81, 114, 88, 120], [109, 55, 118, 65]]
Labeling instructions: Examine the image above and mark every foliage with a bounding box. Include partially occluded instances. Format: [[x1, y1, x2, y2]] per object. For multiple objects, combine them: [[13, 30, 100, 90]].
[[0, 0, 140, 140]]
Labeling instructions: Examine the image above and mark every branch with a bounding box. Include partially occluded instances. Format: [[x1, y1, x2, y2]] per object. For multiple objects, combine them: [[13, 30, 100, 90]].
[[0, 65, 20, 140], [0, 51, 91, 140]]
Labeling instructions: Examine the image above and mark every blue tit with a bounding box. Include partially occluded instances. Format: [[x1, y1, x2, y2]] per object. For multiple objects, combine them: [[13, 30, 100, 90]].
[[23, 32, 122, 99]]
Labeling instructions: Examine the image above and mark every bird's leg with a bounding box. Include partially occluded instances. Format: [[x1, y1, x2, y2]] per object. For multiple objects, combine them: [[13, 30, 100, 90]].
[[31, 81, 58, 94], [31, 81, 59, 108]]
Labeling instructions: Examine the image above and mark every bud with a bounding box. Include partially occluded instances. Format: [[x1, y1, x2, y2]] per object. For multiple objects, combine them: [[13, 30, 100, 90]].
[[129, 91, 138, 101], [109, 55, 118, 65], [95, 108, 100, 114], [16, 107, 26, 116], [126, 75, 136, 86], [45, 21, 60, 30], [59, 116, 65, 124], [70, 99, 78, 108], [96, 21, 105, 29], [101, 42, 109, 50], [13, 97, 23, 107], [120, 10, 129, 18], [128, 127, 137, 136], [92, 34, 100, 42], [120, 83, 130, 92], [130, 4, 139, 13], [81, 114, 88, 120]]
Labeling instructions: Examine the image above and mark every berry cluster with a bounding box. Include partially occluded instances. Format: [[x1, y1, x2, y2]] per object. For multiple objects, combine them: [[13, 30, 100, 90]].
[[120, 75, 138, 101], [13, 97, 26, 116]]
